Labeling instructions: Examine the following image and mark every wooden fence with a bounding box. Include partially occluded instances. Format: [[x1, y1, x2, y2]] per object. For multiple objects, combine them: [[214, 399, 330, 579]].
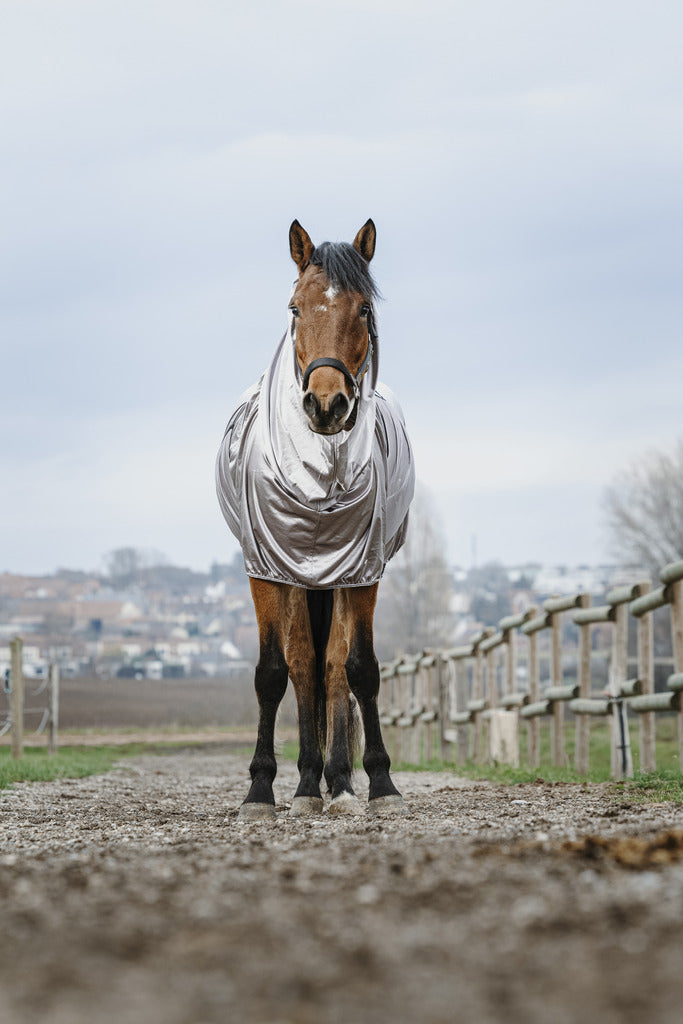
[[1, 637, 60, 758], [379, 558, 683, 777]]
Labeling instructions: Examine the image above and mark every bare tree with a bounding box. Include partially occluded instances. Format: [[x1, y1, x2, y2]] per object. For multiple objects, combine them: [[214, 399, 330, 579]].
[[373, 486, 455, 660], [604, 439, 683, 574], [105, 547, 143, 582], [104, 547, 167, 585]]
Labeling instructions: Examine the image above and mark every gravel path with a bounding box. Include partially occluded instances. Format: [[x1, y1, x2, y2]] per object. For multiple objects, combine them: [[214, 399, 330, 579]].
[[1, 746, 682, 1024]]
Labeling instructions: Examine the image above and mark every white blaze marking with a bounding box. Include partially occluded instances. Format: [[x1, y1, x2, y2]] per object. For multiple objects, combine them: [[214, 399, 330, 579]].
[[314, 304, 328, 312], [324, 285, 338, 299]]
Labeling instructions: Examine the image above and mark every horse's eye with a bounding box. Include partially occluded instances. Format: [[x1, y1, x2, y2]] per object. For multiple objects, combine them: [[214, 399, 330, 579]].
[[360, 305, 370, 317], [289, 305, 300, 318]]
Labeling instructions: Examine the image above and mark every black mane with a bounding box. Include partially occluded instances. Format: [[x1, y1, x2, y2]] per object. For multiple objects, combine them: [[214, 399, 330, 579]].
[[309, 241, 381, 302]]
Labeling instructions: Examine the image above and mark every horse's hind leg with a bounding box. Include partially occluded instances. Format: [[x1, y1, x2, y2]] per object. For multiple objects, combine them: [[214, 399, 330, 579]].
[[239, 579, 288, 821], [345, 584, 408, 815]]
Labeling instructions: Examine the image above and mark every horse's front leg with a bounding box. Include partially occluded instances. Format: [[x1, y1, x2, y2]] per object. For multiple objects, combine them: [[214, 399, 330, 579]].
[[239, 579, 289, 820], [283, 588, 324, 816], [345, 584, 408, 815]]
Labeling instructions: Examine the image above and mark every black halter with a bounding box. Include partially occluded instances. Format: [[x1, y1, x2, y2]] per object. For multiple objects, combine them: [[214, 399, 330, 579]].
[[301, 308, 378, 402]]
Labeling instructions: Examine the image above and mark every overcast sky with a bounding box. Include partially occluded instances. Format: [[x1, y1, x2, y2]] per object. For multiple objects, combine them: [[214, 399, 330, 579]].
[[2, 0, 682, 575]]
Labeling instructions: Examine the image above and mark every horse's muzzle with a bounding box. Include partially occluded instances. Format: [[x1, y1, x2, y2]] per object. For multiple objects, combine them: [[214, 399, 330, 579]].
[[303, 389, 351, 434]]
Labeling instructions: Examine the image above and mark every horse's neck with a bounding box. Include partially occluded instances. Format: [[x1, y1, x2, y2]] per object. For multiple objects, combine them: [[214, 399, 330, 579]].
[[258, 334, 376, 505]]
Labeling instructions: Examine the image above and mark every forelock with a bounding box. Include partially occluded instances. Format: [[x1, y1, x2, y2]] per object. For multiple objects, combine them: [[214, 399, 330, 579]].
[[308, 242, 380, 303]]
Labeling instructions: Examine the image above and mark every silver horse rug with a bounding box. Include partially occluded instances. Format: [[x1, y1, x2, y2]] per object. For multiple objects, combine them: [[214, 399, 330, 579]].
[[215, 321, 415, 589]]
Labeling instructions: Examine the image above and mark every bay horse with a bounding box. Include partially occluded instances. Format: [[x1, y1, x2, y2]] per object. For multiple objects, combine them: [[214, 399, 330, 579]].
[[216, 219, 415, 819]]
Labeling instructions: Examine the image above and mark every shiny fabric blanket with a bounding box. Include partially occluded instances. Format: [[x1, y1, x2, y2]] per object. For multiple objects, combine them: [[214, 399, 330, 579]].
[[215, 329, 415, 589]]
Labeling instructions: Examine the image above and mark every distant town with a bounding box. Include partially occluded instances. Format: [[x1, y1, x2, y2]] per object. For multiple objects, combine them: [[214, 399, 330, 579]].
[[0, 548, 650, 682]]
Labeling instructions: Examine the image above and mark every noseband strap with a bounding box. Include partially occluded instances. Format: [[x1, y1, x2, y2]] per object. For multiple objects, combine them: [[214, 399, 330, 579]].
[[301, 310, 377, 401]]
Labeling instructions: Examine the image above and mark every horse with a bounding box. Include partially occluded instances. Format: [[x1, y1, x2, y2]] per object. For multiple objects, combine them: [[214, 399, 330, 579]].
[[216, 219, 415, 819]]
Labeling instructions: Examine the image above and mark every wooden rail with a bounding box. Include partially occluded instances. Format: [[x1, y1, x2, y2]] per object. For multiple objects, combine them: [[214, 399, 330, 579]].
[[379, 558, 683, 778]]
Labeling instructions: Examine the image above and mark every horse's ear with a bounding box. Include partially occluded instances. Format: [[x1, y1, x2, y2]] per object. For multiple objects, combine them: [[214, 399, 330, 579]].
[[289, 220, 314, 272], [353, 219, 376, 263]]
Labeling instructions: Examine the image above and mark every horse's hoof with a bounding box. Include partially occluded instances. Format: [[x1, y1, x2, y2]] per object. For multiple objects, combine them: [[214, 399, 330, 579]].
[[289, 796, 324, 817], [328, 792, 363, 816], [238, 802, 277, 821], [368, 795, 409, 817]]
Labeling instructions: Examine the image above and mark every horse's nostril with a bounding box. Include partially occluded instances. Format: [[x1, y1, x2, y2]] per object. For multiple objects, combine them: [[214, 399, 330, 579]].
[[303, 391, 320, 420], [330, 392, 349, 422]]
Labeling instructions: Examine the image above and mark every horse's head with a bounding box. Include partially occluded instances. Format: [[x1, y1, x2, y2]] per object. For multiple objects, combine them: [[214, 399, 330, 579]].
[[288, 220, 379, 435]]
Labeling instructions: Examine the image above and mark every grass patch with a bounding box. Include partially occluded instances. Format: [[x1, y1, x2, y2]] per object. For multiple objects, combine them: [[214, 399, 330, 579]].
[[616, 770, 683, 804], [402, 759, 610, 784], [1, 737, 264, 791], [280, 741, 300, 762], [0, 744, 151, 791]]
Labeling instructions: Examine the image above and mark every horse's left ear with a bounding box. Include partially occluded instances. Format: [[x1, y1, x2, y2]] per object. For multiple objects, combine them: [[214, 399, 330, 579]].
[[353, 219, 376, 263]]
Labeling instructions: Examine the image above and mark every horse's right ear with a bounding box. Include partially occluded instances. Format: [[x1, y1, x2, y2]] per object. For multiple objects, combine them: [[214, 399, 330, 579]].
[[289, 220, 314, 272]]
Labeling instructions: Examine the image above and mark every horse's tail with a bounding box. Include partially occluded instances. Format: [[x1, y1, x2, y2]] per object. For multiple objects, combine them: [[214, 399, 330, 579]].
[[305, 589, 361, 768], [347, 692, 362, 769]]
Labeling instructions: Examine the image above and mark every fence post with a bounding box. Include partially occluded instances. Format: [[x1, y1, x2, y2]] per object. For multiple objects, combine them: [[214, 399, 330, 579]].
[[439, 645, 473, 763], [472, 637, 486, 763], [379, 660, 400, 768], [408, 660, 420, 764], [636, 584, 656, 773], [48, 662, 60, 755], [438, 655, 449, 762], [549, 611, 564, 766], [574, 595, 592, 773], [663, 568, 683, 770], [418, 654, 437, 763], [460, 658, 472, 762], [394, 658, 419, 765], [505, 628, 516, 697], [390, 666, 401, 767], [454, 654, 472, 762], [9, 637, 24, 760], [520, 611, 551, 768], [527, 629, 540, 769], [486, 646, 498, 710], [610, 602, 633, 778], [410, 661, 422, 764]]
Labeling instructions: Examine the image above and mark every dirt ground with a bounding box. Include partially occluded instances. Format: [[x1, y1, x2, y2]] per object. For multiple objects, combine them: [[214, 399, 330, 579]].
[[1, 746, 682, 1024]]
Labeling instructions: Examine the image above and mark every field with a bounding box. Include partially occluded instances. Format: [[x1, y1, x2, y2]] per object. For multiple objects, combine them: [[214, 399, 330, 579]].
[[2, 673, 301, 733], [52, 674, 263, 730]]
